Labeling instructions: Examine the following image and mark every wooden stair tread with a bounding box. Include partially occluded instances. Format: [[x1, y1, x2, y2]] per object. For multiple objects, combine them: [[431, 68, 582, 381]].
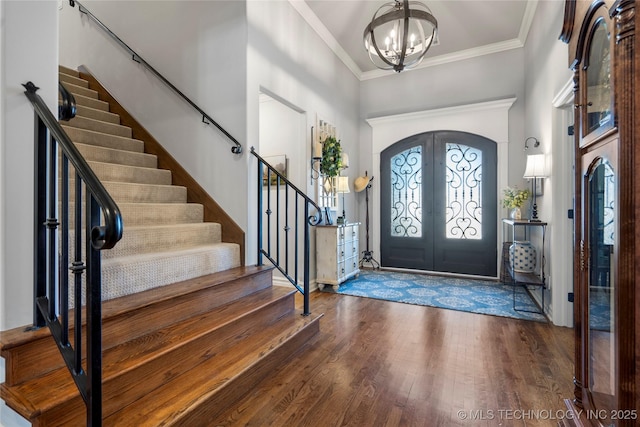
[[102, 265, 273, 318], [59, 65, 80, 77], [1, 286, 297, 419], [0, 266, 270, 350], [103, 312, 322, 426]]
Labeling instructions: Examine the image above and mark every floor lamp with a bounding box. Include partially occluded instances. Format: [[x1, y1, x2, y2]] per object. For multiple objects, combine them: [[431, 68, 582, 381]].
[[354, 172, 380, 269]]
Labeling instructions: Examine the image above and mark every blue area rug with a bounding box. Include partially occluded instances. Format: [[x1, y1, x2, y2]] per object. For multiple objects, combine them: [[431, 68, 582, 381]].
[[325, 270, 547, 322]]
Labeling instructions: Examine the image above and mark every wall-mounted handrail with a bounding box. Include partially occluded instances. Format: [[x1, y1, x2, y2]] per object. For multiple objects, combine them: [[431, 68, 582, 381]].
[[26, 81, 123, 426], [251, 148, 322, 315], [68, 0, 243, 155]]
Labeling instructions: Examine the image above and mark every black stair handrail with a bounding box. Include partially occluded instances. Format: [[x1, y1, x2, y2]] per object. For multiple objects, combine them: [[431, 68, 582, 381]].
[[251, 148, 322, 315], [58, 82, 77, 120], [68, 0, 242, 155], [25, 81, 123, 426]]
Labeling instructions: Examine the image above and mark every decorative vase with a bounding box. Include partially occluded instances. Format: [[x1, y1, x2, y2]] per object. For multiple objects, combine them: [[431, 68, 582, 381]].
[[510, 207, 522, 220], [509, 240, 536, 273]]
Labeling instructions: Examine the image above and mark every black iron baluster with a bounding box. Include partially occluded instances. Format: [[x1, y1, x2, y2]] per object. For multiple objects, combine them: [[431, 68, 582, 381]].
[[60, 153, 70, 345], [303, 202, 310, 316], [73, 172, 84, 376], [46, 134, 59, 320], [284, 185, 290, 275], [266, 172, 272, 258], [86, 195, 102, 426], [33, 115, 47, 328], [257, 160, 263, 266], [294, 197, 299, 289], [276, 176, 280, 265]]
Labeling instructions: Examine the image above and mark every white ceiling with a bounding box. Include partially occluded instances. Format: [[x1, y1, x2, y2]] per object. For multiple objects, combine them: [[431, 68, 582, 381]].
[[293, 0, 537, 80]]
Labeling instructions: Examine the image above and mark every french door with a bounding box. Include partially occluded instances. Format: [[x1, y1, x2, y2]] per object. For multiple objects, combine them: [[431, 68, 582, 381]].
[[380, 131, 497, 276]]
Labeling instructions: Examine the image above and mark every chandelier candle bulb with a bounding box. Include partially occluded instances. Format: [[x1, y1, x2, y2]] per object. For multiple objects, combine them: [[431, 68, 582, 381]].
[[313, 141, 322, 159]]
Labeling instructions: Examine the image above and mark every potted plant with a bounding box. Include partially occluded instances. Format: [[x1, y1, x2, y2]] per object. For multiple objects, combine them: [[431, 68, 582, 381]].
[[502, 186, 531, 220]]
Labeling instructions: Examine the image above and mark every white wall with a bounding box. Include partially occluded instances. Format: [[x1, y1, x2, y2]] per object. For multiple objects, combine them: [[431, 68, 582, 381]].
[[258, 93, 307, 285], [367, 98, 516, 279], [59, 0, 249, 250], [524, 0, 573, 326], [358, 48, 526, 278], [259, 94, 305, 188], [360, 48, 527, 184], [1, 1, 58, 424], [246, 0, 360, 268], [1, 0, 58, 328]]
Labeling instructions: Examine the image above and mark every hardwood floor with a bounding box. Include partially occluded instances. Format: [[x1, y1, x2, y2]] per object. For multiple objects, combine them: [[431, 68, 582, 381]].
[[214, 290, 575, 426]]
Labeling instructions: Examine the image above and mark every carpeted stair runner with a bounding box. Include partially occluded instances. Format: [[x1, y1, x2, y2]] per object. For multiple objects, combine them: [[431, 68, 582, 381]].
[[58, 65, 241, 301]]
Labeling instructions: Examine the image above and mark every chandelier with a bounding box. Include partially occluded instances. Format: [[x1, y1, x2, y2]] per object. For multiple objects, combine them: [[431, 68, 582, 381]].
[[363, 0, 438, 73]]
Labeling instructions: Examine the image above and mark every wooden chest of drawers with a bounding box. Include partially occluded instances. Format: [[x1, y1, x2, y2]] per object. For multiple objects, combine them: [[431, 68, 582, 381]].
[[316, 223, 360, 290]]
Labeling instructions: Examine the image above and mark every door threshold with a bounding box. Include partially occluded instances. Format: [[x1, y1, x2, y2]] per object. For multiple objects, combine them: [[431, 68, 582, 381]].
[[379, 266, 499, 282]]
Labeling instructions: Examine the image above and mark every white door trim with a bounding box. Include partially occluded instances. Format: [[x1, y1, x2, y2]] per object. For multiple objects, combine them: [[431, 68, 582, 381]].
[[367, 98, 516, 280], [550, 78, 575, 327]]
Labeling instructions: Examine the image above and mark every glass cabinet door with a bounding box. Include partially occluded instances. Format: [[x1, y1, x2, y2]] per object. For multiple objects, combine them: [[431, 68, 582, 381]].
[[585, 158, 616, 414], [583, 18, 613, 140]]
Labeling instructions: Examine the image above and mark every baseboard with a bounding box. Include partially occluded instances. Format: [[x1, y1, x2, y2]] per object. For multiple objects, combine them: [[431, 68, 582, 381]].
[[271, 275, 319, 293]]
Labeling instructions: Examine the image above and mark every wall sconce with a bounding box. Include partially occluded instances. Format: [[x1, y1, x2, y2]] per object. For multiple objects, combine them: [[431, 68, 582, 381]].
[[311, 126, 323, 181], [311, 157, 322, 181], [524, 137, 540, 150]]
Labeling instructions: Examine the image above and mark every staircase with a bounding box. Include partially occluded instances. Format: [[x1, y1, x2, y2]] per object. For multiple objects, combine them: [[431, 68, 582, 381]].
[[0, 66, 322, 425], [59, 65, 243, 300]]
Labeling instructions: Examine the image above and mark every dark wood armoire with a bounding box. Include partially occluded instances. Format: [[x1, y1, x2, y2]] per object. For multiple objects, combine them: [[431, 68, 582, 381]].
[[560, 0, 638, 425]]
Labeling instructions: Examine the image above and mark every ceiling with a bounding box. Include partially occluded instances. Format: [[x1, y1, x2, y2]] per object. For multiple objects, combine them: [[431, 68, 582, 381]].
[[295, 0, 537, 80]]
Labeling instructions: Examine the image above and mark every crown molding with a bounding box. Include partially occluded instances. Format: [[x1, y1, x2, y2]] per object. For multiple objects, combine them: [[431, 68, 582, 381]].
[[552, 78, 574, 108], [290, 0, 537, 82], [518, 0, 539, 45], [287, 0, 363, 78], [366, 97, 517, 127], [359, 38, 524, 81]]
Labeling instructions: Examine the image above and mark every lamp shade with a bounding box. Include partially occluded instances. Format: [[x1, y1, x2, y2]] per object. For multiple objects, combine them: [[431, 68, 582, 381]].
[[523, 154, 547, 178], [337, 176, 350, 193]]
